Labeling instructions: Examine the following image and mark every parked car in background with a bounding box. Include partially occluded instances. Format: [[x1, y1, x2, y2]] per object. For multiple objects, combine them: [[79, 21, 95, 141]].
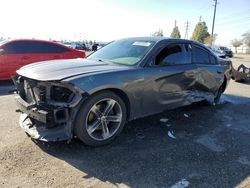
[[0, 39, 86, 80], [92, 43, 99, 51], [73, 42, 87, 51], [61, 41, 87, 51], [217, 46, 233, 58], [13, 37, 232, 146], [205, 45, 226, 58]]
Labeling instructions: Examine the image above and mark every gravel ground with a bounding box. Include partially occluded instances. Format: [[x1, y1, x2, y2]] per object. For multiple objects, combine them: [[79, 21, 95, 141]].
[[0, 55, 250, 188]]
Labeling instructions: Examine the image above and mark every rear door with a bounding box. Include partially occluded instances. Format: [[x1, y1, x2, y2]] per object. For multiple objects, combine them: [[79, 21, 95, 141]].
[[191, 44, 224, 95]]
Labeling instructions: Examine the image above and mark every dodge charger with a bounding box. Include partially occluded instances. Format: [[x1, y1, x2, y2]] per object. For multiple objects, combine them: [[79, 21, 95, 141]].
[[13, 37, 232, 146]]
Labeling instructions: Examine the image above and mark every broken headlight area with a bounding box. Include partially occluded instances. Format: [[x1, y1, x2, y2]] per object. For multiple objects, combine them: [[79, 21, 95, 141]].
[[50, 85, 75, 103], [13, 76, 80, 106], [14, 76, 85, 141]]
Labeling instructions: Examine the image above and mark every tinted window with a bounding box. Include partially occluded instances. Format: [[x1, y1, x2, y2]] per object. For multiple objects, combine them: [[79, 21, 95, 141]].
[[192, 45, 210, 64], [155, 44, 191, 66], [3, 41, 69, 54], [210, 54, 217, 64]]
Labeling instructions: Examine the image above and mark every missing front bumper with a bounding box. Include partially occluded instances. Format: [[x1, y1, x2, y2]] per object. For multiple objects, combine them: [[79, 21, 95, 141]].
[[15, 94, 72, 141], [19, 113, 71, 141]]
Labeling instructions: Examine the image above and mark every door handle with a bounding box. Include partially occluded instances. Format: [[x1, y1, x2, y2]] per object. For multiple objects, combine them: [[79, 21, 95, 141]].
[[217, 70, 222, 74]]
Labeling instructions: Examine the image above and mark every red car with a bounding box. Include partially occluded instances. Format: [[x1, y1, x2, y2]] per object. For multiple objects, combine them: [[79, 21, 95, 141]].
[[0, 39, 86, 80]]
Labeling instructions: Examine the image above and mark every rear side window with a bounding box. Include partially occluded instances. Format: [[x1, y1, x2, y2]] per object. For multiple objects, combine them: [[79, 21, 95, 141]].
[[155, 44, 191, 66], [192, 45, 210, 64], [3, 41, 69, 54], [31, 42, 70, 53], [210, 54, 217, 64]]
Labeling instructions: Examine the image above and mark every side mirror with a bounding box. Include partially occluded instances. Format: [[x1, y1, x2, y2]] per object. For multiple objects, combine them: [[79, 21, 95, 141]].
[[0, 49, 4, 54], [218, 54, 226, 59]]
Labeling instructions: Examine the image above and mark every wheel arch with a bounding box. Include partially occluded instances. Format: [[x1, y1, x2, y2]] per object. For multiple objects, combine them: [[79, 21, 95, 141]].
[[221, 75, 228, 93], [88, 88, 131, 121]]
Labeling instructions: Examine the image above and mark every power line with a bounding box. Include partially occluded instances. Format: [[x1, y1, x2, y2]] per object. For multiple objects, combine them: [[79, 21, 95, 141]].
[[211, 0, 218, 46], [185, 21, 189, 39]]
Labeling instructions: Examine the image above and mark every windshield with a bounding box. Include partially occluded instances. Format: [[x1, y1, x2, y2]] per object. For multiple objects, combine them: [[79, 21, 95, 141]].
[[87, 39, 155, 65]]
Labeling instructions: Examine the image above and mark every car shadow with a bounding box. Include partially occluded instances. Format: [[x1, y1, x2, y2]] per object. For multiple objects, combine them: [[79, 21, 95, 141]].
[[235, 79, 250, 85], [0, 80, 15, 96], [34, 94, 250, 187], [232, 56, 243, 59]]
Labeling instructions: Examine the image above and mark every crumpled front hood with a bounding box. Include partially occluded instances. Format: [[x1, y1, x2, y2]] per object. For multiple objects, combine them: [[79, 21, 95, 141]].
[[16, 58, 129, 81]]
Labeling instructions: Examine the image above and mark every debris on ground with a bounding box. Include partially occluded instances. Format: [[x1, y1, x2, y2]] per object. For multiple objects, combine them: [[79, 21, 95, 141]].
[[184, 113, 189, 118], [237, 156, 250, 166], [166, 124, 172, 127], [223, 115, 233, 121], [136, 132, 145, 139], [167, 130, 176, 139], [170, 178, 190, 188], [160, 118, 169, 123], [232, 64, 250, 82]]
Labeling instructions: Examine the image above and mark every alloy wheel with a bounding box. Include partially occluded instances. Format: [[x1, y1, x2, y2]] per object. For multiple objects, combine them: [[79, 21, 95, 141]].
[[85, 98, 122, 141]]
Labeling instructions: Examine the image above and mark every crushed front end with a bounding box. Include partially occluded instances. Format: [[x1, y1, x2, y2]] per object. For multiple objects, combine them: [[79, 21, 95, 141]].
[[13, 76, 86, 141]]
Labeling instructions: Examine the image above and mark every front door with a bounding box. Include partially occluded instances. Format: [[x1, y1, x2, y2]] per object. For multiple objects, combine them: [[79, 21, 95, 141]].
[[143, 43, 198, 114]]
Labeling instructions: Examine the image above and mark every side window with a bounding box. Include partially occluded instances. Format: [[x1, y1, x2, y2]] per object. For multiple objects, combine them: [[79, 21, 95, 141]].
[[192, 45, 210, 64], [30, 42, 69, 53], [210, 54, 217, 64], [155, 44, 191, 66], [2, 41, 69, 54], [2, 41, 31, 54]]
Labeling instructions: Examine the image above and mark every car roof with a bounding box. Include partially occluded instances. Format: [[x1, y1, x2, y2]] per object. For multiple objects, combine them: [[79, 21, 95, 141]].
[[120, 36, 195, 43], [119, 37, 210, 51], [6, 38, 61, 44]]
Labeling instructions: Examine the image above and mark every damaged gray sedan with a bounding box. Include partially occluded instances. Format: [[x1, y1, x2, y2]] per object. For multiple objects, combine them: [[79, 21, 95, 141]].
[[13, 37, 232, 146]]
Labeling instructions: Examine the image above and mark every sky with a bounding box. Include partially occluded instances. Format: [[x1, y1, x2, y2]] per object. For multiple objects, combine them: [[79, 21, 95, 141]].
[[0, 0, 249, 46]]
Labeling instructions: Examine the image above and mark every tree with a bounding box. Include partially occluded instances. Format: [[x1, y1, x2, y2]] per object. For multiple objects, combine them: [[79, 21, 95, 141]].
[[152, 29, 163, 37], [170, 26, 181, 38], [231, 39, 242, 53], [204, 34, 217, 45], [191, 21, 210, 43], [242, 31, 250, 49]]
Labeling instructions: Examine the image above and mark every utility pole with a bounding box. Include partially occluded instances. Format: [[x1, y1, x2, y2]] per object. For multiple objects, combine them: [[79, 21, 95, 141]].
[[184, 21, 189, 39], [211, 0, 218, 46]]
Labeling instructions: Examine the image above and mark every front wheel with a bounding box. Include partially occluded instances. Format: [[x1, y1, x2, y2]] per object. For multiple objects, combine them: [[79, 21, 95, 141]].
[[74, 91, 127, 146]]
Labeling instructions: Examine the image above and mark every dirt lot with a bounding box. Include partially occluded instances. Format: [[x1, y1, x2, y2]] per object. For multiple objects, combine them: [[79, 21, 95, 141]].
[[0, 55, 250, 188]]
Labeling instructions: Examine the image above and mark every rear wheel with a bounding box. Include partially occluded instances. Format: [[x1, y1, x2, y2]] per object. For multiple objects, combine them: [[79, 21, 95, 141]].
[[213, 79, 226, 105], [74, 91, 127, 146], [214, 86, 223, 105]]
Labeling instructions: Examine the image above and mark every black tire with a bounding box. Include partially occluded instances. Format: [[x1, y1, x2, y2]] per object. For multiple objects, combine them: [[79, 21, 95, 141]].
[[214, 81, 225, 105], [74, 91, 127, 146]]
